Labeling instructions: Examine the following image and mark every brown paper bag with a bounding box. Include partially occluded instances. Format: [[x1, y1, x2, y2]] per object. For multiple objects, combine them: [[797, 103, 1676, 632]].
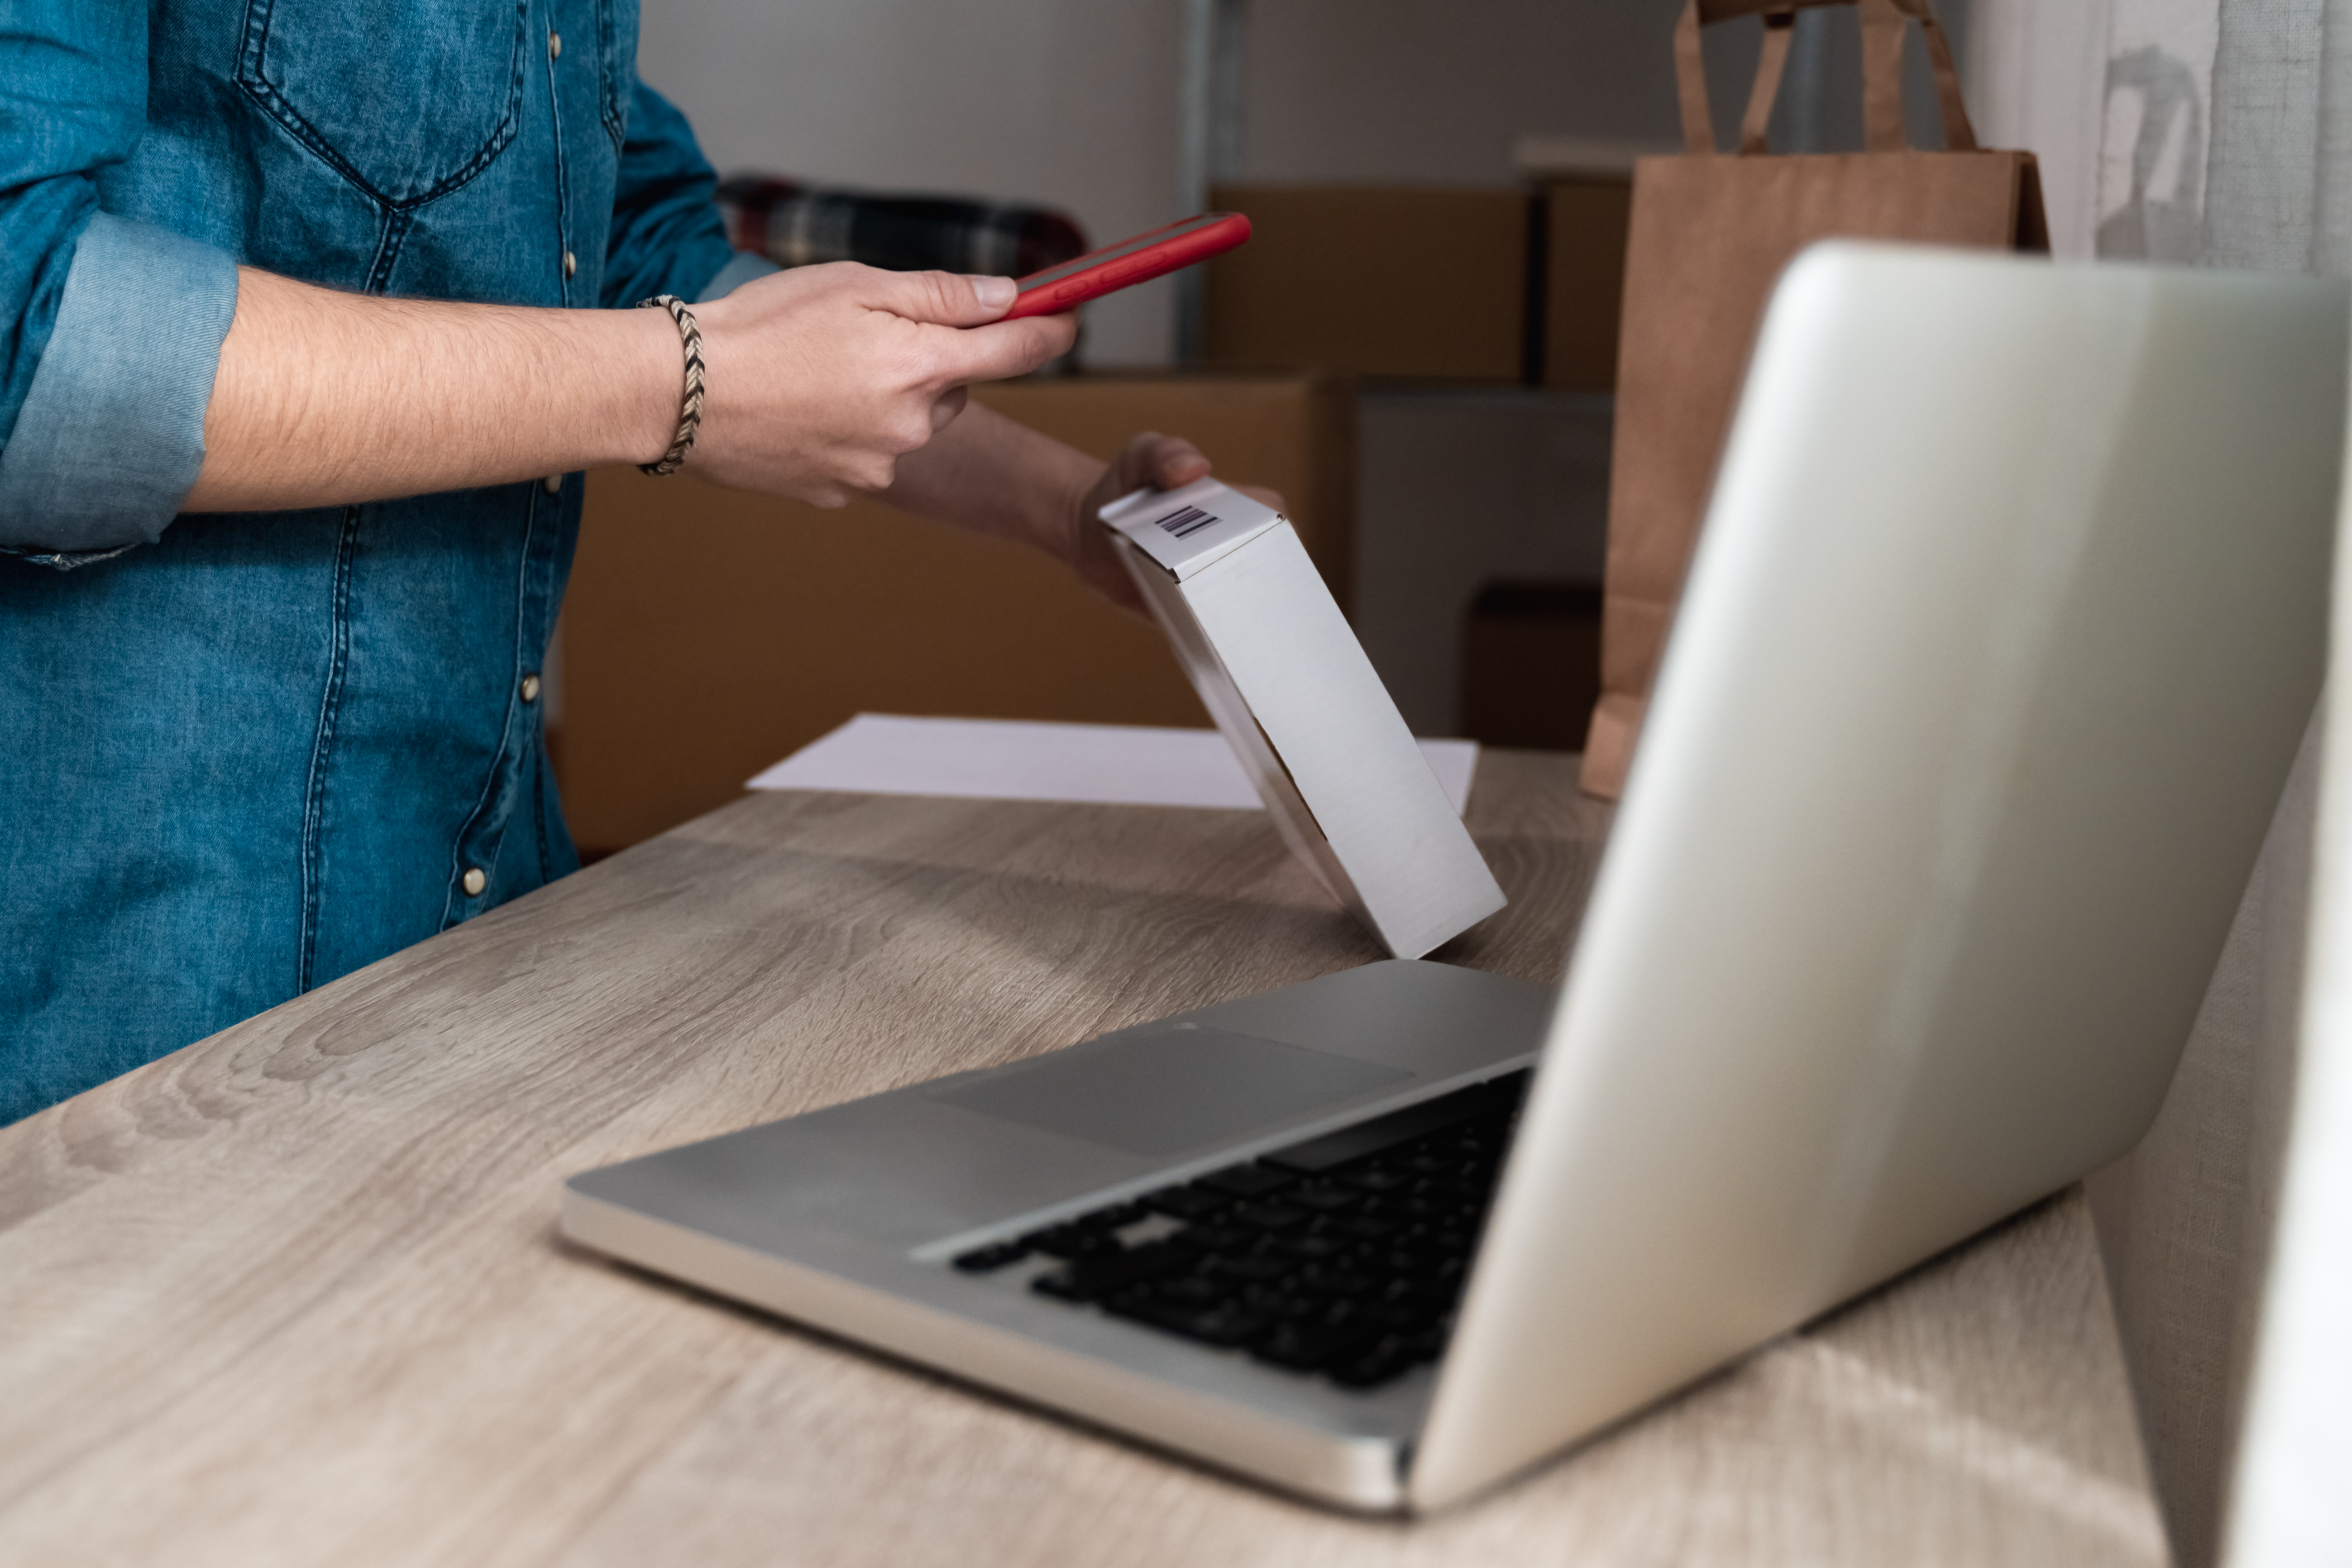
[[1580, 0, 2048, 798]]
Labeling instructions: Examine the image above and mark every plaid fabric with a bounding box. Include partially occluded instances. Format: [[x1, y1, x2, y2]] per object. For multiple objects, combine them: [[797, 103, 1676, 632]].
[[716, 176, 1088, 278]]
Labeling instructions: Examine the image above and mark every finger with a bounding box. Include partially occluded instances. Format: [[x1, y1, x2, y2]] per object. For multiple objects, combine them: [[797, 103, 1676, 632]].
[[929, 386, 970, 434], [1135, 434, 1212, 492], [860, 267, 1022, 327], [918, 312, 1079, 387], [1107, 431, 1164, 488]]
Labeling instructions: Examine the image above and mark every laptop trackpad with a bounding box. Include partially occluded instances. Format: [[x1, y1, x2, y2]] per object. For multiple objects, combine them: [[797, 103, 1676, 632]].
[[932, 1028, 1411, 1160]]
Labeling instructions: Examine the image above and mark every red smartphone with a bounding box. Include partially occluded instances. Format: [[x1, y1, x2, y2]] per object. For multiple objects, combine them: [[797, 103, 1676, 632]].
[[1000, 211, 1252, 320]]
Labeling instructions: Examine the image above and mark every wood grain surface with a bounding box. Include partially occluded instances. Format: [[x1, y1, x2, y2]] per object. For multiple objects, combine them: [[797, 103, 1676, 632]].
[[0, 752, 2164, 1567]]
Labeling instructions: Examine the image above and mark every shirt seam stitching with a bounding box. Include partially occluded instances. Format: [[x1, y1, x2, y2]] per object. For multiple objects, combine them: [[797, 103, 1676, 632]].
[[440, 486, 544, 927], [297, 505, 361, 994]]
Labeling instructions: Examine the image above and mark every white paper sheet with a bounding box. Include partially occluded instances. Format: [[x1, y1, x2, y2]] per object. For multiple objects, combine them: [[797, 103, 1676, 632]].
[[747, 714, 1480, 817]]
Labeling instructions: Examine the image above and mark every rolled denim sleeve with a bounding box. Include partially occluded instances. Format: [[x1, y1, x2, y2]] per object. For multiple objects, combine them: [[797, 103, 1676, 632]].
[[698, 248, 779, 304], [602, 77, 777, 310], [0, 1, 240, 558]]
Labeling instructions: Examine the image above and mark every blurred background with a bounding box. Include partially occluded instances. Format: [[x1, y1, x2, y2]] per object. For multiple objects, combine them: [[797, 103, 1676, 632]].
[[556, 0, 1984, 857]]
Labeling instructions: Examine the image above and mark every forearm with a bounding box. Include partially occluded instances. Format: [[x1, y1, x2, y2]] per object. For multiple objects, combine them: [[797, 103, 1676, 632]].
[[184, 267, 678, 512], [186, 263, 1071, 515], [878, 402, 1101, 558], [882, 402, 1235, 616]]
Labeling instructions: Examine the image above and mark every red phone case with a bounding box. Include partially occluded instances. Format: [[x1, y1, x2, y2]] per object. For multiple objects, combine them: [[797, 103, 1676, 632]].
[[1000, 212, 1252, 320]]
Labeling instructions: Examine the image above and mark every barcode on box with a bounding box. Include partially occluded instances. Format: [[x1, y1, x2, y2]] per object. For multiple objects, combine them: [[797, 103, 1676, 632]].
[[1152, 505, 1218, 540]]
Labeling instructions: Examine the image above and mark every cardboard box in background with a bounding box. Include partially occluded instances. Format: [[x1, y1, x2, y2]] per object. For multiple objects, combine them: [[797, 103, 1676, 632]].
[[1202, 186, 1530, 382], [1200, 181, 1632, 392], [1459, 582, 1603, 751], [555, 372, 1355, 857], [1538, 176, 1633, 392]]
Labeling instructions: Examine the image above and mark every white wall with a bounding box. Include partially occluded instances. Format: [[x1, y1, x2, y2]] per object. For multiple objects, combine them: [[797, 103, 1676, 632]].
[[636, 0, 1188, 366], [636, 0, 1769, 367], [1965, 0, 2112, 258], [1238, 0, 1686, 183], [1243, 0, 1977, 181]]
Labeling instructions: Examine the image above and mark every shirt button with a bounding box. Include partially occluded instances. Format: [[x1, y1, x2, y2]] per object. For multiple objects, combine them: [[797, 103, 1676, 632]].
[[542, 473, 562, 494], [461, 867, 487, 898], [520, 673, 541, 703], [549, 30, 562, 58], [562, 250, 578, 279]]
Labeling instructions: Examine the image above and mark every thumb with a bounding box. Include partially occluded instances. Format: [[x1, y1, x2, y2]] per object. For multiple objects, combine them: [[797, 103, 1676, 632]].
[[865, 268, 1020, 326], [1109, 431, 1212, 496]]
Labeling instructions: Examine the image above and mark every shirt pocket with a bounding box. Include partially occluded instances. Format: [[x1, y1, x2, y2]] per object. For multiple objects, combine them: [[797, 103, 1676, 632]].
[[238, 0, 528, 206]]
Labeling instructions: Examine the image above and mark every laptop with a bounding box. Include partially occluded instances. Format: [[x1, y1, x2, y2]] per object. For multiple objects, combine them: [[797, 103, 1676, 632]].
[[560, 244, 2348, 1513]]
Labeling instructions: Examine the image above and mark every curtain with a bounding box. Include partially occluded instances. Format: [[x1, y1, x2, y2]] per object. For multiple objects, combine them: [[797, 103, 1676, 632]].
[[1966, 4, 2345, 1564]]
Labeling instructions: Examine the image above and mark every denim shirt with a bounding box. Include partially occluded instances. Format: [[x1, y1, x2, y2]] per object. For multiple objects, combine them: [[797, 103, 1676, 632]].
[[0, 0, 774, 1122]]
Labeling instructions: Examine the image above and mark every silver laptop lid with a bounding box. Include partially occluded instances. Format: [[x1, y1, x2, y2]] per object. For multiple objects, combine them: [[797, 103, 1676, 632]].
[[1412, 244, 2349, 1508]]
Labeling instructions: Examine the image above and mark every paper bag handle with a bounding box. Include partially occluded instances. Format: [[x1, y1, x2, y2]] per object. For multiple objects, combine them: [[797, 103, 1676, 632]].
[[1674, 0, 1978, 157]]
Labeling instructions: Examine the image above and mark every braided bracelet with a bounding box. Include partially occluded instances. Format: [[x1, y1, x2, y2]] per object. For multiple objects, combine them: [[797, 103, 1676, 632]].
[[636, 294, 705, 476]]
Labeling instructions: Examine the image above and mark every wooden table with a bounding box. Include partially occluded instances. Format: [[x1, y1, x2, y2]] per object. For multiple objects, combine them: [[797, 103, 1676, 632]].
[[0, 752, 2167, 1566]]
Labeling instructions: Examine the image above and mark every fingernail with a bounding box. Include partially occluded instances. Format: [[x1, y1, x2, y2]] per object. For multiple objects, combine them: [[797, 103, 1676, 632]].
[[970, 276, 1017, 310]]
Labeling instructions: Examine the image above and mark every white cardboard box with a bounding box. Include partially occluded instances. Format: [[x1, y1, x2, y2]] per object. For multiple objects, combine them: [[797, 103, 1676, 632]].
[[1101, 478, 1508, 957]]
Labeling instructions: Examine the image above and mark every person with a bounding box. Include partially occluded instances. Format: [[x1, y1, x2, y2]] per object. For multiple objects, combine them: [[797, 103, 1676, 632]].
[[0, 2, 1254, 1123]]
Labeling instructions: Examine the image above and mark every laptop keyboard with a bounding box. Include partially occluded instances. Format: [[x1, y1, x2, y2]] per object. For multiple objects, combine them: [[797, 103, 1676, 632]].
[[950, 1070, 1530, 1391]]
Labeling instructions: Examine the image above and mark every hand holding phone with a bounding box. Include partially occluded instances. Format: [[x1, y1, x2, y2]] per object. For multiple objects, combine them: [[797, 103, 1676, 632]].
[[1000, 212, 1252, 320]]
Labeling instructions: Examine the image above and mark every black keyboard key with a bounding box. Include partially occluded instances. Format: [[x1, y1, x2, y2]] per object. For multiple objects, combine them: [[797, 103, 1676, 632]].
[[951, 1242, 1030, 1273], [1297, 1264, 1375, 1296], [1195, 1164, 1296, 1199], [1362, 1300, 1441, 1333], [1329, 1348, 1417, 1389], [1377, 1244, 1457, 1281], [1359, 1247, 1429, 1280], [1140, 1184, 1232, 1220], [1202, 1252, 1295, 1285], [1009, 1069, 1522, 1394], [1172, 1221, 1253, 1252], [1330, 1326, 1450, 1387], [1145, 1274, 1232, 1309], [1019, 1223, 1119, 1261], [1260, 1072, 1530, 1175], [1107, 1296, 1272, 1348], [1250, 1321, 1381, 1372], [1249, 1287, 1325, 1320], [1030, 1269, 1093, 1302], [1030, 1242, 1194, 1303], [1382, 1279, 1457, 1312]]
